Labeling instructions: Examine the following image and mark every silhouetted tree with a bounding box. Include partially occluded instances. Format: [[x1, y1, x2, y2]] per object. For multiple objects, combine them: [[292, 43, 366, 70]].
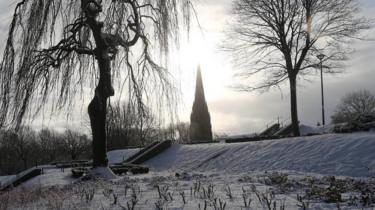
[[13, 127, 36, 170], [0, 127, 37, 171], [0, 127, 94, 175], [190, 66, 213, 142], [0, 0, 193, 171], [158, 123, 176, 141], [106, 102, 156, 149], [224, 0, 370, 136], [0, 130, 20, 174], [332, 90, 375, 124], [62, 130, 91, 160], [38, 128, 61, 162], [175, 122, 190, 143]]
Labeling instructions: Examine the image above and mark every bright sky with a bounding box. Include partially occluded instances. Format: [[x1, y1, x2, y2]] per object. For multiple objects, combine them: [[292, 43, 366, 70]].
[[0, 0, 375, 135]]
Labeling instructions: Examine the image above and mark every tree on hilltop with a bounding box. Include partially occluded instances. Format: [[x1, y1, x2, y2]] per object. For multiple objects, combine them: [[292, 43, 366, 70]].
[[224, 0, 370, 136]]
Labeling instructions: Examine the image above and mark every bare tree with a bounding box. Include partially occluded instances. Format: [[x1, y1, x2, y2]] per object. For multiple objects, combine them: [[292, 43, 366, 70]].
[[62, 130, 91, 160], [38, 128, 62, 162], [106, 101, 156, 149], [331, 90, 375, 124], [175, 122, 190, 143], [0, 127, 94, 174], [0, 127, 37, 171], [159, 123, 176, 141], [13, 128, 34, 170], [224, 0, 370, 136], [0, 0, 193, 171], [0, 130, 20, 174]]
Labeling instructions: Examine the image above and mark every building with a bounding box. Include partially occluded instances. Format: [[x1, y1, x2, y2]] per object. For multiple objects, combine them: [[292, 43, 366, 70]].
[[189, 66, 213, 142]]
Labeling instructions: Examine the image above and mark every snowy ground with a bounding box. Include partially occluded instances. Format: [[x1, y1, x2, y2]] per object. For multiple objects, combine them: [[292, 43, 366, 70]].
[[1, 132, 375, 209], [109, 132, 375, 177], [1, 171, 375, 209], [0, 175, 15, 187], [108, 148, 141, 164]]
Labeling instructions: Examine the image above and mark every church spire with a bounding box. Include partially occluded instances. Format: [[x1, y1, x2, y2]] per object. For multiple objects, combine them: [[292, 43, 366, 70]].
[[194, 65, 205, 101], [190, 65, 213, 142]]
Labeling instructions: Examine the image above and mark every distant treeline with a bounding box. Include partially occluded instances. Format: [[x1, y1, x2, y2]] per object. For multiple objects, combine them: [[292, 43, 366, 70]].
[[0, 123, 191, 176], [0, 127, 91, 175]]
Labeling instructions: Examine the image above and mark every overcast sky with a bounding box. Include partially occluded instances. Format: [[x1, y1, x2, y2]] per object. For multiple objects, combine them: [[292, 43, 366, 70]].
[[0, 0, 375, 135]]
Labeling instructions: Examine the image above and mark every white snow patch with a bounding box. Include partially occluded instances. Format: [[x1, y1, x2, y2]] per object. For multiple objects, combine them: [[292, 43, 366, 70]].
[[20, 168, 75, 189], [0, 175, 16, 188], [300, 124, 334, 135], [88, 167, 118, 180], [107, 148, 140, 164]]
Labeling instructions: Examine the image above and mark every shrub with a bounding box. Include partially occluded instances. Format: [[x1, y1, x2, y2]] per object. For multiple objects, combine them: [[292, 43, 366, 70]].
[[331, 90, 375, 124]]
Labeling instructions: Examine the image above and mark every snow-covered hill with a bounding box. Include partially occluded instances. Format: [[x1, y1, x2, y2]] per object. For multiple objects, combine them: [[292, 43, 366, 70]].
[[3, 132, 375, 210], [110, 132, 375, 177], [107, 147, 140, 164]]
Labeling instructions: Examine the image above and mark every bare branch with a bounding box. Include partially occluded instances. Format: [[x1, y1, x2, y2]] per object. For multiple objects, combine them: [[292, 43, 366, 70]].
[[223, 0, 370, 91]]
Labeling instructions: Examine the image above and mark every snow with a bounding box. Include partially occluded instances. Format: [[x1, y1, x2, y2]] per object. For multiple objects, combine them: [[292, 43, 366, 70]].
[[128, 132, 375, 177], [88, 167, 118, 180], [219, 124, 333, 140], [0, 175, 16, 188], [299, 124, 319, 135], [3, 132, 375, 190], [3, 132, 375, 209], [223, 133, 257, 139], [20, 168, 75, 189], [107, 147, 140, 164], [299, 124, 334, 135], [18, 167, 118, 189], [2, 170, 373, 210]]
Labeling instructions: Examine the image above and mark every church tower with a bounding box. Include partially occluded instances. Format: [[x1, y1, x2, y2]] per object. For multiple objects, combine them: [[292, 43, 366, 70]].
[[189, 66, 213, 142]]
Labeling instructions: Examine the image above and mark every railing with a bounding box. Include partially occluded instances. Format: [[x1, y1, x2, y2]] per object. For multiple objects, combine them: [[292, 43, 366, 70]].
[[127, 140, 172, 164]]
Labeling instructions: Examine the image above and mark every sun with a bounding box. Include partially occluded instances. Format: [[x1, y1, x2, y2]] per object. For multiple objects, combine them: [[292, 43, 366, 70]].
[[170, 28, 233, 125]]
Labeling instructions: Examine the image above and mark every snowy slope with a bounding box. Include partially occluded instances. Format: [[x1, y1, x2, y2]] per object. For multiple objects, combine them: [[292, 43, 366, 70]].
[[218, 124, 332, 140], [4, 132, 374, 190], [20, 168, 76, 188], [131, 132, 375, 177], [0, 175, 15, 187], [299, 124, 334, 135], [3, 132, 375, 210], [107, 147, 140, 164]]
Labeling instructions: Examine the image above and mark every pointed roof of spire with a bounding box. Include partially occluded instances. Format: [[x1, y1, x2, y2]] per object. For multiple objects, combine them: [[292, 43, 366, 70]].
[[194, 65, 205, 101]]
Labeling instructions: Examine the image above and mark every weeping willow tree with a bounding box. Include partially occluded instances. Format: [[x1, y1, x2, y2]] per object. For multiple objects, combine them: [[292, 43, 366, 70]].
[[0, 0, 193, 169]]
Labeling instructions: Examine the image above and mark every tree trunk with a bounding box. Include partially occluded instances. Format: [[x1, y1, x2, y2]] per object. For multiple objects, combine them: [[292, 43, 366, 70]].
[[88, 95, 107, 166], [88, 48, 114, 167], [83, 0, 115, 167], [289, 76, 300, 136]]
